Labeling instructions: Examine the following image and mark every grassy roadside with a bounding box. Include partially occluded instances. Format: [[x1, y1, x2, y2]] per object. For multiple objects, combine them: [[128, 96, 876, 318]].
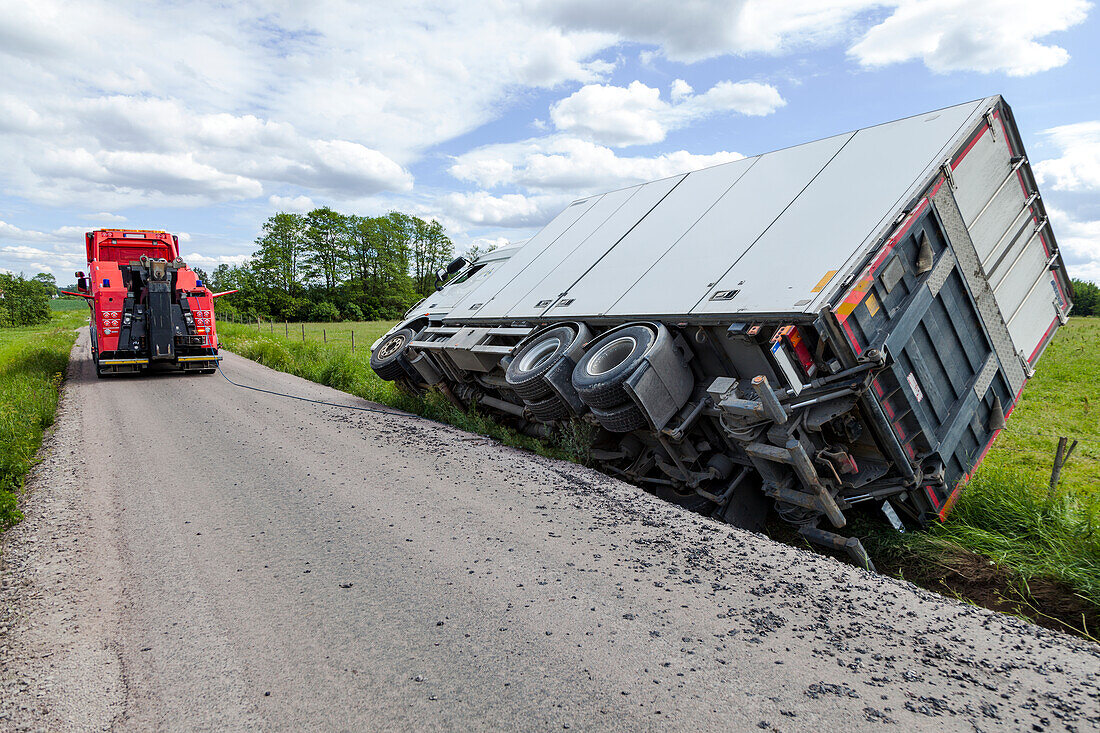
[[217, 317, 1099, 639], [0, 310, 85, 530]]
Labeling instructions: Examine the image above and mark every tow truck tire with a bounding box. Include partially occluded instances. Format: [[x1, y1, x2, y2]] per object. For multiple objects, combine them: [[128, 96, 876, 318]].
[[590, 400, 647, 432], [525, 393, 570, 423], [572, 324, 656, 410], [506, 325, 578, 402], [370, 328, 416, 381]]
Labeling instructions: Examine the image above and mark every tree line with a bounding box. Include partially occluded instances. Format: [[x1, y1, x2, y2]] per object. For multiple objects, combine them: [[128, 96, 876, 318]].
[[0, 273, 52, 327], [206, 207, 460, 322]]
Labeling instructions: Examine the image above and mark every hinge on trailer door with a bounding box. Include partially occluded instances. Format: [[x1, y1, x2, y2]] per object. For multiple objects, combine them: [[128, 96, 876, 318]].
[[984, 108, 997, 142], [1018, 350, 1035, 379], [940, 160, 957, 190]]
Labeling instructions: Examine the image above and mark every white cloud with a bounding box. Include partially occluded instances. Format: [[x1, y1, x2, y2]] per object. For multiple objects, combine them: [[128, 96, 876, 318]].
[[184, 252, 252, 268], [1049, 207, 1100, 283], [81, 212, 127, 222], [440, 192, 554, 228], [538, 0, 1090, 75], [850, 0, 1090, 76], [451, 135, 743, 193], [550, 80, 784, 146], [1034, 121, 1100, 192], [0, 222, 89, 278], [0, 0, 616, 211], [268, 195, 317, 213], [536, 0, 872, 61], [551, 82, 667, 146]]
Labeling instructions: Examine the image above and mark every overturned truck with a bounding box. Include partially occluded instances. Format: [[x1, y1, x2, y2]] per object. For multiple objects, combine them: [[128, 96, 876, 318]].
[[371, 96, 1072, 567]]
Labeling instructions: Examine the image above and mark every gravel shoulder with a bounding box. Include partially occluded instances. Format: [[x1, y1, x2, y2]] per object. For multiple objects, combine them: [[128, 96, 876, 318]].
[[1, 328, 1097, 731]]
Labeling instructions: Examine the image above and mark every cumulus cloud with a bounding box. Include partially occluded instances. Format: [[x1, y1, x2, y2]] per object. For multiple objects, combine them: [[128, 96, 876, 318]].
[[81, 212, 127, 222], [451, 135, 743, 193], [440, 192, 555, 228], [0, 0, 617, 210], [1034, 121, 1100, 192], [0, 221, 90, 277], [184, 252, 252, 268], [0, 94, 413, 207], [550, 80, 784, 146], [1048, 207, 1100, 283], [268, 195, 317, 213], [444, 134, 744, 228], [535, 0, 870, 61], [850, 0, 1090, 76], [538, 0, 1089, 75]]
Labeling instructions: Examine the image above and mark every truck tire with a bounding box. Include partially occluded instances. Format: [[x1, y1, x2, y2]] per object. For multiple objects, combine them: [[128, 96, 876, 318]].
[[506, 325, 578, 402], [571, 324, 656, 409], [525, 393, 570, 423], [590, 400, 647, 432], [370, 328, 415, 381]]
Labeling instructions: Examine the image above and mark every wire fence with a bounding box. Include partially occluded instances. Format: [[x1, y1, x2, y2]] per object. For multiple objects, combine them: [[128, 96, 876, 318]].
[[216, 313, 374, 351]]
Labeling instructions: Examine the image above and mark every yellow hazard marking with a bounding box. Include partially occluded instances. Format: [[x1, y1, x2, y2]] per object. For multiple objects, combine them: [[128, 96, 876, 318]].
[[866, 293, 880, 317], [836, 301, 858, 318], [810, 270, 839, 293]]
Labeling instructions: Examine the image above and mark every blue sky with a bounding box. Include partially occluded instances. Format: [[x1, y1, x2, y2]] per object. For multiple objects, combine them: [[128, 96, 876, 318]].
[[1, 1, 1098, 283]]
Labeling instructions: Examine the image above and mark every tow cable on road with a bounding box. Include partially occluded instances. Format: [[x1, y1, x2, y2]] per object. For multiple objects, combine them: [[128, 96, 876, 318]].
[[216, 360, 410, 417]]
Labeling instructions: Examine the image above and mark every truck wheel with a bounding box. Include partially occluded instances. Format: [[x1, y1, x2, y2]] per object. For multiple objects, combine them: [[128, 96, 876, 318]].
[[572, 324, 656, 409], [506, 325, 578, 401], [370, 328, 415, 381], [590, 400, 647, 432], [525, 394, 570, 423]]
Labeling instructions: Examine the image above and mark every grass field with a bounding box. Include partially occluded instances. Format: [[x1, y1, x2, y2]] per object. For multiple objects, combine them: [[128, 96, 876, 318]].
[[0, 310, 85, 529], [217, 316, 1099, 637], [224, 316, 394, 350], [49, 298, 90, 312]]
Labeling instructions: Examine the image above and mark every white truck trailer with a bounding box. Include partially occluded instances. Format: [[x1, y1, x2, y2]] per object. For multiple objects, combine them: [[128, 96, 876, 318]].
[[370, 96, 1072, 567]]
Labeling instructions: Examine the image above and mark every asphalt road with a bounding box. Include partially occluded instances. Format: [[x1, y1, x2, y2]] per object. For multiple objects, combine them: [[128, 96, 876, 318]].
[[1, 328, 1097, 731]]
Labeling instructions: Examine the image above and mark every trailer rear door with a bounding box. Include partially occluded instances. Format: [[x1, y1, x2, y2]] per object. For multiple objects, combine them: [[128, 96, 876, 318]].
[[947, 106, 1069, 368]]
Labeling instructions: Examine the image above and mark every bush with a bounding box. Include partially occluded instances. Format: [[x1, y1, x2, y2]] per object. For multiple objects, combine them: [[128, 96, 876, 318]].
[[0, 273, 51, 328], [342, 303, 364, 321], [309, 301, 341, 322], [1072, 279, 1098, 316]]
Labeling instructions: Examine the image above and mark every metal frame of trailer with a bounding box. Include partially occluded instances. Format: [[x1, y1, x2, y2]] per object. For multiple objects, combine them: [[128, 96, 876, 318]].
[[372, 96, 1072, 567]]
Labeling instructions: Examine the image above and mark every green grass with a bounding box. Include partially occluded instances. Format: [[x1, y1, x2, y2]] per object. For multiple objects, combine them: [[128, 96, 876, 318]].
[[50, 298, 90, 312], [977, 317, 1099, 493], [217, 316, 1100, 636], [0, 310, 85, 529]]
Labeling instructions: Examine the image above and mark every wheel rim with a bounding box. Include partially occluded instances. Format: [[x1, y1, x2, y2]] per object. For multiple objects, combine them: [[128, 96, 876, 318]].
[[517, 337, 562, 372], [379, 334, 407, 359], [586, 336, 637, 376]]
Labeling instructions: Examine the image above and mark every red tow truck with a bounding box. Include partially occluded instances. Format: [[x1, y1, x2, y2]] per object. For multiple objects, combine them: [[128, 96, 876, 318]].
[[66, 229, 233, 377]]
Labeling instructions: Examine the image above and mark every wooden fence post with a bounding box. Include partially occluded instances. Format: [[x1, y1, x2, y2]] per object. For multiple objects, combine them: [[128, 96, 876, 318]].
[[351, 331, 355, 351], [1048, 437, 1079, 501], [323, 328, 327, 343], [301, 323, 305, 342], [285, 321, 288, 337]]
